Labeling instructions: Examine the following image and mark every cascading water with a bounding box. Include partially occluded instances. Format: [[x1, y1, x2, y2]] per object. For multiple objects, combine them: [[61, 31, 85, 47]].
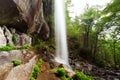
[[54, 0, 69, 66]]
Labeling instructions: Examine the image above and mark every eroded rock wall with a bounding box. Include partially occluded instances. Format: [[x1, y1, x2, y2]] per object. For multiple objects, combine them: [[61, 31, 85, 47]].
[[0, 26, 32, 47], [0, 0, 52, 40]]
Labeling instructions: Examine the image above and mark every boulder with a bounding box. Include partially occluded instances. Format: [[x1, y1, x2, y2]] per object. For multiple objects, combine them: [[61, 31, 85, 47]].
[[0, 50, 37, 80], [0, 63, 13, 80], [0, 50, 35, 64], [5, 56, 37, 80]]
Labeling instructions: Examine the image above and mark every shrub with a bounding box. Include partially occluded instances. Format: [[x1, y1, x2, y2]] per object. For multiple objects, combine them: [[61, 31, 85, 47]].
[[75, 70, 94, 80], [29, 77, 35, 80], [30, 59, 43, 80], [12, 35, 18, 41], [21, 45, 32, 49], [0, 44, 17, 51], [32, 65, 40, 79], [56, 68, 73, 80], [38, 59, 43, 68], [12, 60, 21, 67], [38, 39, 45, 47], [57, 68, 67, 77]]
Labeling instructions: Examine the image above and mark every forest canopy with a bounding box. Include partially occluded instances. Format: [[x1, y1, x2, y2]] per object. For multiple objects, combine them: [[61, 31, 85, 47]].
[[66, 0, 120, 68]]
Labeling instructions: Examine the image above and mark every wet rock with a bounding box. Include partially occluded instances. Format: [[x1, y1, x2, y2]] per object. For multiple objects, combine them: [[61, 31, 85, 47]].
[[37, 71, 61, 80], [41, 62, 51, 72]]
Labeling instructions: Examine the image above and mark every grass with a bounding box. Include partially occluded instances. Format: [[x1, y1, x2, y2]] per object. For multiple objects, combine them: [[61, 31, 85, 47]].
[[0, 44, 32, 51], [0, 44, 17, 51]]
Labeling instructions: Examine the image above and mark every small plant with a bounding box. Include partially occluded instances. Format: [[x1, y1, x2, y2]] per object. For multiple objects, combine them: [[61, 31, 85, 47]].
[[38, 39, 45, 47], [32, 65, 40, 79], [56, 68, 73, 80], [21, 45, 32, 49], [12, 59, 21, 67], [75, 70, 94, 80], [12, 35, 18, 41], [0, 44, 17, 51], [30, 59, 43, 80], [57, 68, 67, 77], [38, 59, 43, 68], [29, 77, 35, 80]]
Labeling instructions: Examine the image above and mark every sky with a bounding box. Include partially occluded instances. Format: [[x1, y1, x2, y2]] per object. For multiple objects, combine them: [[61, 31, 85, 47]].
[[69, 0, 111, 18]]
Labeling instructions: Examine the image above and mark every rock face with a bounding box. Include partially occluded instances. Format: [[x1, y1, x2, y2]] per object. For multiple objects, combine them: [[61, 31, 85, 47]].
[[0, 26, 32, 47], [5, 56, 36, 80], [0, 27, 7, 47], [0, 50, 37, 80], [0, 0, 50, 39]]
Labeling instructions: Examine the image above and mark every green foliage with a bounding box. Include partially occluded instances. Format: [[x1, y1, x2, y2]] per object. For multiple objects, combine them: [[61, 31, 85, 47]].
[[0, 44, 32, 52], [0, 44, 17, 51], [56, 68, 74, 80], [56, 68, 94, 80], [32, 65, 40, 79], [38, 59, 43, 68], [12, 35, 18, 41], [12, 60, 21, 67], [29, 77, 35, 80], [30, 59, 43, 80], [65, 0, 120, 67], [75, 70, 94, 80], [38, 39, 46, 47], [20, 45, 32, 49], [57, 68, 67, 77]]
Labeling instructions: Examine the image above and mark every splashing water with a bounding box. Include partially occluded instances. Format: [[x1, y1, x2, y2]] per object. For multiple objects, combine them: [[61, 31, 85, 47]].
[[54, 0, 69, 66]]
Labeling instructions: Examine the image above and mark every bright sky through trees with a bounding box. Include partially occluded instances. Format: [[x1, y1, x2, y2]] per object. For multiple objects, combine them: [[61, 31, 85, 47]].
[[69, 0, 111, 18]]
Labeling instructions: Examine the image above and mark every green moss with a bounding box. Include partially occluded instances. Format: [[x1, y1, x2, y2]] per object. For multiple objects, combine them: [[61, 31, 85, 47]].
[[12, 59, 21, 67], [0, 44, 32, 52], [30, 59, 43, 80], [55, 68, 94, 80], [57, 68, 67, 77], [75, 70, 94, 80], [38, 59, 43, 68], [12, 35, 18, 41], [0, 44, 17, 51], [56, 68, 73, 80], [32, 65, 40, 79], [38, 39, 46, 47], [29, 77, 35, 80], [20, 45, 32, 49]]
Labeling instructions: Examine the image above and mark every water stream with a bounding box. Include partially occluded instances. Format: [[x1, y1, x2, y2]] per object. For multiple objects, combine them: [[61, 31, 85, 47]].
[[54, 0, 69, 65]]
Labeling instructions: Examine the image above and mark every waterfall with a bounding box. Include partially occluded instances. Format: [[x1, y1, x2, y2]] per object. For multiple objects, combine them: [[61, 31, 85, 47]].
[[54, 0, 69, 65]]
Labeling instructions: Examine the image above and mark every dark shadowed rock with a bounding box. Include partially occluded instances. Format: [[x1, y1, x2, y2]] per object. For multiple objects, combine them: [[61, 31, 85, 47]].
[[0, 0, 50, 38]]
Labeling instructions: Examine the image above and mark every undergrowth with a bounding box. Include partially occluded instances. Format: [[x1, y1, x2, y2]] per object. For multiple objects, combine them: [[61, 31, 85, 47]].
[[12, 59, 21, 67], [56, 68, 94, 80], [30, 59, 43, 80], [0, 44, 32, 51]]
